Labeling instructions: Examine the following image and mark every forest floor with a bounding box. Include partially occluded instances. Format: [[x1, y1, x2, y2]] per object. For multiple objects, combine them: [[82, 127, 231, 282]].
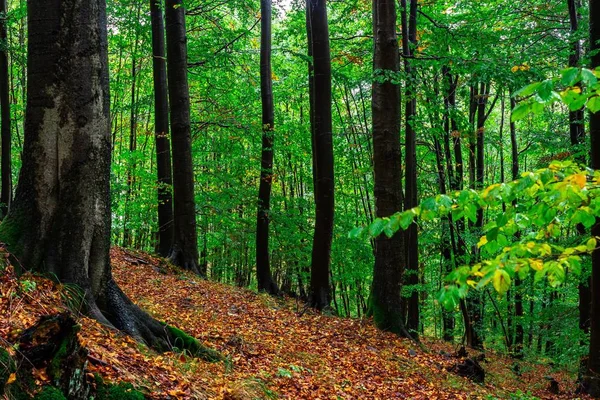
[[0, 247, 589, 399]]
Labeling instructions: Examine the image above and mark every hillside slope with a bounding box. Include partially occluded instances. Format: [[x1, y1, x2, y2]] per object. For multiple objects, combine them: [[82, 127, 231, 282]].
[[0, 248, 585, 399]]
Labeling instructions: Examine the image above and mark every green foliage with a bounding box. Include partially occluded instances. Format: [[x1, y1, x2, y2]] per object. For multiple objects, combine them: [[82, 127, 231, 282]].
[[353, 160, 599, 309], [20, 279, 36, 293], [276, 367, 293, 378], [511, 67, 600, 122]]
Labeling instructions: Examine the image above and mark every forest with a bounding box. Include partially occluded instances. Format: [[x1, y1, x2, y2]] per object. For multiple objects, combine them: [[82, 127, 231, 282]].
[[1, 0, 600, 398]]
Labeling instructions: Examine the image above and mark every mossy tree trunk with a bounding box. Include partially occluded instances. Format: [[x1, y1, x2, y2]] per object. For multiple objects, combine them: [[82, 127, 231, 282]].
[[0, 0, 213, 354]]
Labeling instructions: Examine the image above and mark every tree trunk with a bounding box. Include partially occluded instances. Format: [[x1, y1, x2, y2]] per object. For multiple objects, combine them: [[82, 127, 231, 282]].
[[0, 0, 174, 350], [256, 0, 279, 295], [509, 97, 524, 358], [584, 0, 600, 394], [567, 0, 592, 348], [307, 0, 334, 311], [401, 0, 420, 338], [165, 0, 201, 275], [369, 0, 408, 336], [0, 0, 10, 217], [150, 0, 174, 257]]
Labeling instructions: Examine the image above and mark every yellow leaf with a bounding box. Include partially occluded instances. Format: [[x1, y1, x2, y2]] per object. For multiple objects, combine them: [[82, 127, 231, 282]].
[[567, 173, 587, 189], [6, 373, 16, 385], [467, 279, 477, 288], [530, 259, 543, 271], [588, 237, 597, 251], [493, 269, 511, 293], [477, 236, 488, 248], [482, 183, 500, 199]]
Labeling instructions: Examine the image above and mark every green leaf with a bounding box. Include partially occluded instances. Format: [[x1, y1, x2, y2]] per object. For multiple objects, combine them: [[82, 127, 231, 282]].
[[537, 80, 554, 101], [582, 68, 598, 87], [511, 102, 531, 122], [561, 67, 580, 86], [513, 82, 540, 98], [368, 219, 386, 238], [588, 96, 600, 113], [399, 210, 415, 230], [587, 237, 597, 251], [348, 226, 364, 239]]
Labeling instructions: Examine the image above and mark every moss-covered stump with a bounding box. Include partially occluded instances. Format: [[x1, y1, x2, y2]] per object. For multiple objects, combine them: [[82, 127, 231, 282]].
[[17, 313, 89, 399]]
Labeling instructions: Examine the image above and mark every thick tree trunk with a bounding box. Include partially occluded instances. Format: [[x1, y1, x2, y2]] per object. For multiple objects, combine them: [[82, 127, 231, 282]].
[[584, 0, 600, 394], [370, 0, 408, 336], [307, 0, 334, 311], [0, 0, 10, 217], [0, 0, 174, 350], [256, 0, 279, 295], [150, 0, 174, 257], [567, 0, 592, 348], [165, 0, 201, 275], [401, 0, 420, 338]]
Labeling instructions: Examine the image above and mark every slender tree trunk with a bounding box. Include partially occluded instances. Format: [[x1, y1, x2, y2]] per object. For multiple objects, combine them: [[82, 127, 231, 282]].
[[123, 50, 138, 247], [400, 0, 419, 337], [150, 0, 174, 257], [569, 0, 586, 158], [509, 97, 525, 358], [0, 0, 176, 350], [0, 0, 11, 217], [307, 0, 334, 311], [165, 0, 201, 274], [584, 0, 600, 394], [256, 0, 279, 295], [369, 0, 408, 336]]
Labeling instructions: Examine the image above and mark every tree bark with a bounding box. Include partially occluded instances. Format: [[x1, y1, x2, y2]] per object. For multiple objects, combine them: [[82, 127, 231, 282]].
[[584, 0, 600, 394], [0, 0, 174, 350], [307, 0, 334, 311], [165, 0, 201, 275], [401, 0, 420, 338], [0, 0, 11, 217], [150, 0, 174, 257], [567, 0, 592, 349], [508, 97, 524, 358], [256, 0, 279, 295], [369, 0, 408, 336]]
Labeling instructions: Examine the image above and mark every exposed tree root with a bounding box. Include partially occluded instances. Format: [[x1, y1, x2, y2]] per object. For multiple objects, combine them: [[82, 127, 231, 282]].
[[95, 280, 222, 362]]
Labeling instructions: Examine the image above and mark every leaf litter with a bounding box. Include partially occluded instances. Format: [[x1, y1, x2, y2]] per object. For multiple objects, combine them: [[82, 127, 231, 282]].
[[0, 247, 588, 399]]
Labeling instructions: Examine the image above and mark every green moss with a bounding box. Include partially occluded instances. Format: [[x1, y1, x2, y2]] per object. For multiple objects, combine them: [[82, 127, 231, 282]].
[[96, 382, 146, 400], [48, 339, 69, 383], [0, 208, 25, 260], [0, 347, 15, 394], [164, 324, 222, 362], [34, 386, 67, 400], [369, 295, 405, 336]]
